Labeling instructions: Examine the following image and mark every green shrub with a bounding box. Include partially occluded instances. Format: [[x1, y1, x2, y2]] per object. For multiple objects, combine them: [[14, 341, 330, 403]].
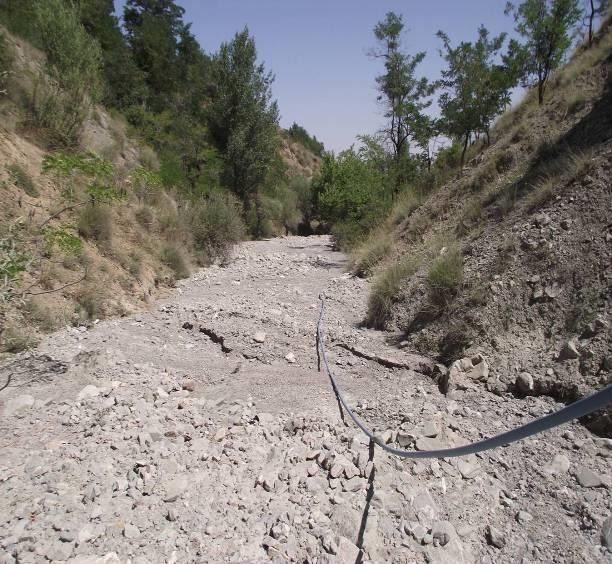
[[161, 244, 189, 279], [188, 192, 245, 262], [427, 246, 464, 308], [78, 205, 112, 242], [314, 147, 390, 249], [29, 0, 102, 147], [7, 164, 38, 197], [331, 221, 368, 251], [366, 257, 420, 329]]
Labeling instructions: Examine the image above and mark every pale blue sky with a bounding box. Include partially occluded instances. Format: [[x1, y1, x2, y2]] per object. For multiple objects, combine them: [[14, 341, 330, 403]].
[[114, 1, 520, 152]]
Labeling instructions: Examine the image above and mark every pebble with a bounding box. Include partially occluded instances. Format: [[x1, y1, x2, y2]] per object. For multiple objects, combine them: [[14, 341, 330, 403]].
[[602, 515, 612, 547], [516, 372, 534, 394], [253, 332, 266, 343], [415, 437, 443, 451], [544, 454, 570, 475], [457, 459, 480, 480], [574, 466, 606, 488], [431, 520, 456, 547], [77, 385, 100, 401], [123, 523, 140, 539], [486, 525, 506, 548]]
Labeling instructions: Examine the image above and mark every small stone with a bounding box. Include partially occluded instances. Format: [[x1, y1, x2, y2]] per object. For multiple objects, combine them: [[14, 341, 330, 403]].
[[422, 533, 433, 545], [516, 511, 533, 524], [253, 332, 266, 343], [181, 380, 195, 392], [416, 437, 443, 451], [486, 525, 505, 548], [330, 463, 343, 479], [77, 385, 100, 401], [213, 428, 227, 441], [396, 431, 415, 447], [123, 523, 140, 539], [307, 463, 318, 477], [163, 476, 188, 502], [285, 352, 296, 363], [167, 508, 178, 522], [544, 454, 570, 475], [404, 521, 427, 543], [574, 466, 606, 488], [457, 459, 480, 480], [335, 536, 360, 561], [534, 213, 551, 227], [380, 430, 393, 444], [601, 515, 612, 547], [431, 521, 456, 547], [516, 372, 534, 394], [3, 394, 35, 416], [558, 341, 580, 361], [46, 541, 74, 561], [421, 421, 438, 438], [486, 377, 507, 396], [262, 475, 276, 492], [544, 283, 562, 299]]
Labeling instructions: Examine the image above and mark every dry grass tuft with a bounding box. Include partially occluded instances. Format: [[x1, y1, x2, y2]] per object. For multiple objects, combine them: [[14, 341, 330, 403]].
[[366, 257, 420, 329], [427, 246, 464, 309], [160, 244, 190, 280], [350, 232, 391, 277]]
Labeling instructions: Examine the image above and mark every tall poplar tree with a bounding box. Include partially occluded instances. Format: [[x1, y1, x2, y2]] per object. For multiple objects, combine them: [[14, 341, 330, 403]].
[[372, 12, 434, 196]]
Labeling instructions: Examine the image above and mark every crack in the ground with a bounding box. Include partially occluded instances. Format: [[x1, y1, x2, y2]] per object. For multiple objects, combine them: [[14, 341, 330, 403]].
[[198, 326, 233, 353], [335, 342, 434, 375]]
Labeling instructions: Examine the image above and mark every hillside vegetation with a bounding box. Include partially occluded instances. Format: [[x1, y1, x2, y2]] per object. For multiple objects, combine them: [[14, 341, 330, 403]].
[[0, 1, 320, 353], [350, 12, 611, 433]]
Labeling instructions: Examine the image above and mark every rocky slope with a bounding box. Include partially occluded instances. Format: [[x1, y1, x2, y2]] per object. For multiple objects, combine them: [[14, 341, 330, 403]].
[[361, 24, 612, 435], [1, 236, 610, 563]]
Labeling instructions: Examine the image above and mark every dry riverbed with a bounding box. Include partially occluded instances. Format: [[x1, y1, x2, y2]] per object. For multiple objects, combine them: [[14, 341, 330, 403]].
[[1, 236, 610, 563]]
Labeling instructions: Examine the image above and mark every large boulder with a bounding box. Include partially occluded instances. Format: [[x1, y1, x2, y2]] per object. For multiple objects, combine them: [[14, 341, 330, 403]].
[[440, 354, 489, 394]]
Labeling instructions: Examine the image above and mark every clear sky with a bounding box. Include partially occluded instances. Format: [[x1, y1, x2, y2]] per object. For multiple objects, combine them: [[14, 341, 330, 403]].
[[114, 1, 519, 152]]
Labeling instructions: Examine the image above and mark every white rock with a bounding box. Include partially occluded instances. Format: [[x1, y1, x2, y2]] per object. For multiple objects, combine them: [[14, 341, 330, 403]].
[[77, 385, 100, 401], [253, 332, 266, 343], [544, 454, 570, 475], [3, 394, 35, 416], [68, 553, 121, 564]]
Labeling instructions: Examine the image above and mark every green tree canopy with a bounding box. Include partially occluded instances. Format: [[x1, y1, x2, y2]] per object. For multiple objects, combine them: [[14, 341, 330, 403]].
[[208, 27, 280, 231], [505, 0, 582, 104], [437, 26, 515, 165]]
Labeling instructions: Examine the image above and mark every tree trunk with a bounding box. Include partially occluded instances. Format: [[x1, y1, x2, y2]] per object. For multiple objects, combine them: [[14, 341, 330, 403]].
[[589, 0, 595, 48], [461, 131, 470, 168], [538, 80, 544, 105]]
